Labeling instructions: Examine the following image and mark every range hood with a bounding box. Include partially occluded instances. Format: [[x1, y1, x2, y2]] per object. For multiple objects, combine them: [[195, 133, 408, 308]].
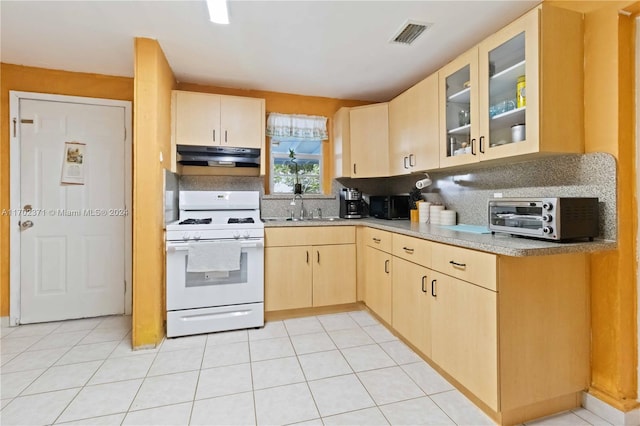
[[177, 145, 260, 168]]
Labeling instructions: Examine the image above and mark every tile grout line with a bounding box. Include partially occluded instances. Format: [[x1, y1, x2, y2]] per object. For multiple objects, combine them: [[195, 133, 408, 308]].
[[6, 316, 127, 424], [290, 315, 327, 425]]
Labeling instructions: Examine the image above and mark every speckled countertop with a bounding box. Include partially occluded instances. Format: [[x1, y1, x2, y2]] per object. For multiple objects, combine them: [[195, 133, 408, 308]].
[[262, 217, 617, 257]]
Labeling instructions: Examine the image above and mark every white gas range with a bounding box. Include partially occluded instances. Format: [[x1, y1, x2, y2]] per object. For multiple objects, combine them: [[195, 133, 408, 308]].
[[165, 191, 264, 337]]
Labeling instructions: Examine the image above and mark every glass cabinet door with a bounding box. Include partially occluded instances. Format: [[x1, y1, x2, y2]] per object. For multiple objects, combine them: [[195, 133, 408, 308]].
[[439, 49, 479, 168], [486, 32, 526, 148], [479, 10, 538, 159]]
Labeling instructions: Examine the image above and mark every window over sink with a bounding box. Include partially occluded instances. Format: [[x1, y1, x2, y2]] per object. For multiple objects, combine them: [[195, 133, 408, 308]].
[[270, 139, 322, 194], [266, 112, 327, 195]]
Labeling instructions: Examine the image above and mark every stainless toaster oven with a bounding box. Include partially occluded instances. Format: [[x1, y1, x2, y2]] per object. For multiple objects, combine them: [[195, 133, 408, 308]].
[[488, 197, 599, 241]]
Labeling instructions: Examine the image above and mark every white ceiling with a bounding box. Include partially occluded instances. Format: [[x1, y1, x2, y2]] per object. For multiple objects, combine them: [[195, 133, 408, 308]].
[[1, 0, 540, 102]]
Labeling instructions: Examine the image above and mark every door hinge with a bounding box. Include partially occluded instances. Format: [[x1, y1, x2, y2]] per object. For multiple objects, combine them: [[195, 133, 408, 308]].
[[124, 127, 126, 141], [124, 280, 127, 294]]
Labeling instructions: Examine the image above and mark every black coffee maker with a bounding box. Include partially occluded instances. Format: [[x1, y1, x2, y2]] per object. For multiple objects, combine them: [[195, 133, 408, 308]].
[[339, 188, 363, 219]]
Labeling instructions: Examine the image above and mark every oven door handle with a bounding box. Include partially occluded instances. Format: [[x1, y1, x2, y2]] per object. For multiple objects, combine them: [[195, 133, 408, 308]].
[[166, 241, 264, 252]]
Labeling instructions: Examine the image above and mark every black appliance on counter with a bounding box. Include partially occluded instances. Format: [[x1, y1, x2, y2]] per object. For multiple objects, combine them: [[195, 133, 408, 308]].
[[339, 188, 364, 219], [369, 195, 410, 220]]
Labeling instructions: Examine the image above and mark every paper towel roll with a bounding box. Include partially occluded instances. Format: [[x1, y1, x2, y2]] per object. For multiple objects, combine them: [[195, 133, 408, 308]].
[[415, 177, 432, 189]]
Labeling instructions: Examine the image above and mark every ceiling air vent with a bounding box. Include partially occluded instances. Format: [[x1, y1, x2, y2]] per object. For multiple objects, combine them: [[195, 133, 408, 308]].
[[390, 20, 433, 45]]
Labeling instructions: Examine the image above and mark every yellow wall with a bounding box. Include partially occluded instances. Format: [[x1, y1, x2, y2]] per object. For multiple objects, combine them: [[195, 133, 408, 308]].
[[558, 0, 639, 411], [176, 82, 369, 192], [586, 3, 639, 411], [0, 64, 134, 317], [132, 38, 176, 347]]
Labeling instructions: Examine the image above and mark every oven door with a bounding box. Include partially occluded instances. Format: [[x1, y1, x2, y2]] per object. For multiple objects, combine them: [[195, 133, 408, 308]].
[[166, 238, 264, 311], [488, 201, 545, 237]]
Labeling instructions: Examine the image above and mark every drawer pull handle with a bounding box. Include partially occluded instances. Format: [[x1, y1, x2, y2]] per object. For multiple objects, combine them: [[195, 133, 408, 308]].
[[306, 251, 309, 263], [449, 260, 466, 268], [373, 238, 381, 243], [384, 259, 389, 274], [317, 251, 320, 263], [403, 247, 414, 253], [431, 279, 437, 297], [421, 276, 427, 293]]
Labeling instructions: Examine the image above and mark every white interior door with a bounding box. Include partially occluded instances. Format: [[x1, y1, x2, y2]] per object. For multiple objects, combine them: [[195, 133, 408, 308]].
[[18, 98, 127, 324]]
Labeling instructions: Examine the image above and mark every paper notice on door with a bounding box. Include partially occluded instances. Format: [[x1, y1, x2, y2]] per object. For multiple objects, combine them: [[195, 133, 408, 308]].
[[61, 141, 86, 185]]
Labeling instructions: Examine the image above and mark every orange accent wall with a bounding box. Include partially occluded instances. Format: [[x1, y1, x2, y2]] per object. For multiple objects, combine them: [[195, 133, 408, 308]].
[[176, 82, 369, 193], [132, 38, 176, 347], [0, 64, 134, 317], [547, 0, 639, 410], [577, 0, 639, 411]]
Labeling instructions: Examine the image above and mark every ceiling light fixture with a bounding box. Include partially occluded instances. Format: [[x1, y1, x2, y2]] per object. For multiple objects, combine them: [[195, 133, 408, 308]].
[[207, 0, 229, 24]]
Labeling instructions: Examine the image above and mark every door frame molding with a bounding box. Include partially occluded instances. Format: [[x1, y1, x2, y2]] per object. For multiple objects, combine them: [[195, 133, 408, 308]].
[[9, 91, 133, 325]]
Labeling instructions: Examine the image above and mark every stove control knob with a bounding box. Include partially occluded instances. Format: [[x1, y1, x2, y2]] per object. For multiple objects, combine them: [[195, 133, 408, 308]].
[[194, 233, 201, 241], [543, 226, 554, 234], [543, 202, 553, 211], [233, 233, 241, 240], [542, 214, 552, 222], [182, 233, 189, 241], [243, 232, 250, 239]]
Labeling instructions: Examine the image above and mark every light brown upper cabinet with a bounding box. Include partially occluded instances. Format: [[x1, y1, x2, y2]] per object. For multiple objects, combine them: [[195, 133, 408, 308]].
[[389, 74, 439, 175], [333, 107, 351, 178], [172, 90, 265, 149], [439, 4, 583, 169], [349, 103, 389, 178]]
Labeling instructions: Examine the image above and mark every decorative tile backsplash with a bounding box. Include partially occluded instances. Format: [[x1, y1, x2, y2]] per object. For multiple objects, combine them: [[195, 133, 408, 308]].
[[175, 153, 616, 240]]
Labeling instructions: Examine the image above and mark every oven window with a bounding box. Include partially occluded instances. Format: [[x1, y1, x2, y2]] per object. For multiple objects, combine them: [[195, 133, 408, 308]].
[[184, 252, 248, 287], [490, 206, 543, 229]]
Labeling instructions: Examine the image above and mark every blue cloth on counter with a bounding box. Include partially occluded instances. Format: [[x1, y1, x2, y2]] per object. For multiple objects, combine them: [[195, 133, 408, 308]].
[[438, 224, 492, 234]]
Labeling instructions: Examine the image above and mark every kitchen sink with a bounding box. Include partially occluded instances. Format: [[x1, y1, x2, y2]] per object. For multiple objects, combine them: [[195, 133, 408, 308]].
[[262, 217, 342, 223]]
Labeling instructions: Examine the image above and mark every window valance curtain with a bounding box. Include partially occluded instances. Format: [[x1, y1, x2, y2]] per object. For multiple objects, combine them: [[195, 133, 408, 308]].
[[266, 113, 328, 141]]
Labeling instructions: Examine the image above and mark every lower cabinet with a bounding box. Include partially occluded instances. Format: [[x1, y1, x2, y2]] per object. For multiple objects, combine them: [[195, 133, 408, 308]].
[[430, 270, 498, 411], [264, 245, 312, 311], [312, 244, 356, 307], [361, 226, 588, 424], [364, 246, 392, 324], [391, 257, 431, 357], [265, 227, 356, 312]]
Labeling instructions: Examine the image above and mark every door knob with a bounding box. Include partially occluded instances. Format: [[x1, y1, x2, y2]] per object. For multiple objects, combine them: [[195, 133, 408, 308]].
[[20, 220, 34, 230]]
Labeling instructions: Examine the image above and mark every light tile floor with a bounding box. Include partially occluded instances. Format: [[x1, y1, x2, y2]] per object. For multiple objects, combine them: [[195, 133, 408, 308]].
[[0, 311, 612, 426]]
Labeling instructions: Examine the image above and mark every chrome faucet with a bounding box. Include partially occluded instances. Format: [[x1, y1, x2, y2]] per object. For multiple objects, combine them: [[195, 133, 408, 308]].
[[290, 194, 305, 219]]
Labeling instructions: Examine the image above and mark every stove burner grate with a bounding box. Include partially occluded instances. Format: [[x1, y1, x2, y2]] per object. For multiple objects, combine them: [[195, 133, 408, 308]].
[[179, 218, 213, 225], [228, 217, 255, 224]]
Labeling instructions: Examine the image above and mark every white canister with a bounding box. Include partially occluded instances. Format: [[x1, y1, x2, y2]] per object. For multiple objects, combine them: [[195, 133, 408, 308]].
[[511, 124, 526, 142], [419, 202, 431, 223], [429, 205, 445, 225], [440, 210, 457, 226]]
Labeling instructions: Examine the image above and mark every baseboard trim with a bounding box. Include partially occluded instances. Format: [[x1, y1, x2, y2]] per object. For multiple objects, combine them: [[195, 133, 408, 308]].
[[582, 392, 640, 426]]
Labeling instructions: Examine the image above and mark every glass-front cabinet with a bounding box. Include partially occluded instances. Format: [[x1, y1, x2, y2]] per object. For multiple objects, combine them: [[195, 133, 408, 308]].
[[439, 4, 582, 169], [478, 9, 539, 161], [439, 49, 480, 168]]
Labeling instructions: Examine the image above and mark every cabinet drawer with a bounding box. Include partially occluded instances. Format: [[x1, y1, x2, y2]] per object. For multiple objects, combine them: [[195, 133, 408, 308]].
[[363, 227, 392, 252], [266, 226, 355, 247], [431, 243, 496, 291], [392, 234, 431, 267]]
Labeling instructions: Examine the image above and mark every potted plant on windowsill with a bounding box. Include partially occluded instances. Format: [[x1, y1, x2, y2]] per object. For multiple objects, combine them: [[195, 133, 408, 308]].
[[289, 149, 302, 194]]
